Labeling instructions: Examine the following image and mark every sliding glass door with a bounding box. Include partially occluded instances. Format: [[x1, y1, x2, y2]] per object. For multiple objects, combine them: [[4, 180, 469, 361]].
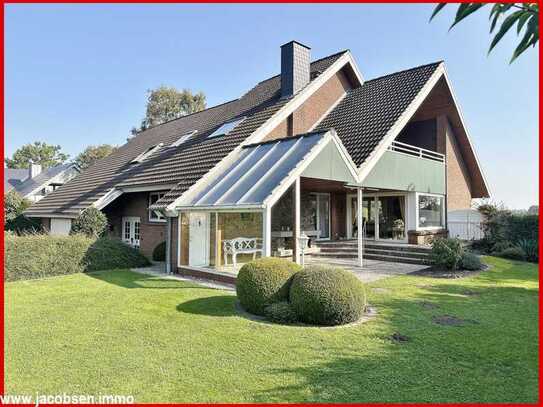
[[378, 196, 406, 240], [308, 193, 330, 240], [348, 194, 407, 242]]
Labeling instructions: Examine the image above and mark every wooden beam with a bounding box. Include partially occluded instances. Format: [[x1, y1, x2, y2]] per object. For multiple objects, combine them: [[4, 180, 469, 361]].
[[292, 178, 301, 264]]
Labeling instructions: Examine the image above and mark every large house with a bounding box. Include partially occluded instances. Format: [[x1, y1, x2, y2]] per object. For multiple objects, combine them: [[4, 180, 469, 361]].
[[6, 162, 79, 203], [26, 41, 489, 277]]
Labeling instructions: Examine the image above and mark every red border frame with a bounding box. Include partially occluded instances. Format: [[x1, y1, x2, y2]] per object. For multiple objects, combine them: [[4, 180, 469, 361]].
[[0, 1, 540, 406]]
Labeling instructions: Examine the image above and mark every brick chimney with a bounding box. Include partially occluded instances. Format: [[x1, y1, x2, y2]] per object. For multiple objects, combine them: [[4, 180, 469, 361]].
[[29, 162, 42, 179], [281, 41, 311, 98]]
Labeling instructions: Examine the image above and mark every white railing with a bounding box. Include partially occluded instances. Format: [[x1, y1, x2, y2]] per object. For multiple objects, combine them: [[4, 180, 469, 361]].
[[388, 140, 445, 163]]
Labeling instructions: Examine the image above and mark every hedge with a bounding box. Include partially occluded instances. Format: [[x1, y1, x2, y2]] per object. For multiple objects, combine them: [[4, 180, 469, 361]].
[[5, 234, 150, 282]]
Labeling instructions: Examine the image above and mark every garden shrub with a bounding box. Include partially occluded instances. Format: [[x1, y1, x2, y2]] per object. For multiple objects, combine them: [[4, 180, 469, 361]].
[[430, 238, 464, 270], [498, 246, 527, 262], [516, 239, 538, 263], [71, 207, 108, 237], [152, 241, 166, 262], [263, 301, 298, 324], [83, 238, 150, 272], [289, 265, 366, 326], [4, 191, 42, 234], [236, 257, 302, 316], [491, 240, 513, 254], [460, 252, 483, 271], [5, 234, 149, 282]]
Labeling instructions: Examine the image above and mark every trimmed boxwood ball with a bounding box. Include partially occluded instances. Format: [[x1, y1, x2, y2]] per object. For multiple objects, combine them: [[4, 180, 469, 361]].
[[289, 265, 366, 326], [236, 257, 302, 316], [264, 301, 298, 324]]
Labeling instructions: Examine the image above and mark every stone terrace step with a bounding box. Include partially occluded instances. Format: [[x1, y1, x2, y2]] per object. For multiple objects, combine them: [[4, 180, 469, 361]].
[[308, 254, 430, 266]]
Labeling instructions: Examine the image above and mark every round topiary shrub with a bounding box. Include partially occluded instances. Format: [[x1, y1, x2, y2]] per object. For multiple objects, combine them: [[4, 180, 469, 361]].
[[264, 301, 298, 324], [289, 265, 366, 326], [71, 207, 108, 237], [236, 257, 302, 316], [152, 241, 166, 261]]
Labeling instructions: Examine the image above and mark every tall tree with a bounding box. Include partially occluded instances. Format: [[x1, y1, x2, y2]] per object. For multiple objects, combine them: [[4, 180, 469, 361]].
[[5, 142, 69, 169], [75, 144, 117, 170], [131, 86, 206, 134], [430, 3, 539, 63]]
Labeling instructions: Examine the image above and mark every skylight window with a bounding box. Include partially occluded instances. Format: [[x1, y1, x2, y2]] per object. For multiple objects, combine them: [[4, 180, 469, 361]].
[[207, 117, 246, 139], [131, 143, 164, 164], [171, 130, 197, 147]]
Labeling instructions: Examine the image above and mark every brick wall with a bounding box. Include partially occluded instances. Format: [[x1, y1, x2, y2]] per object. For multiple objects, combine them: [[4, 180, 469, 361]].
[[436, 115, 473, 210], [264, 68, 353, 141], [103, 191, 169, 258]]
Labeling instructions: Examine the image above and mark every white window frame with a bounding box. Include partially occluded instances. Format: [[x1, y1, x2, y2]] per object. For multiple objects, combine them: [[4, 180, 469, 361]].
[[171, 130, 197, 147], [207, 117, 246, 139], [416, 192, 446, 230], [149, 192, 167, 222]]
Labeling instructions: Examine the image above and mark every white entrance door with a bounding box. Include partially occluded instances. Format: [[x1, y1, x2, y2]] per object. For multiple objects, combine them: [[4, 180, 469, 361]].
[[189, 212, 209, 267], [122, 216, 141, 248]]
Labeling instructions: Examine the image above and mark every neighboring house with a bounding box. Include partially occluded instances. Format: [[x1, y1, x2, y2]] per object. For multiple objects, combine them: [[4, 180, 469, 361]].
[[6, 163, 79, 203], [26, 41, 489, 275]]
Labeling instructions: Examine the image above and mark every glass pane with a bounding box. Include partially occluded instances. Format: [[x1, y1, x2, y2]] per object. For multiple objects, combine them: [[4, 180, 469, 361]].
[[418, 195, 443, 227], [318, 195, 330, 239], [379, 196, 406, 240], [134, 222, 140, 240], [124, 221, 130, 240], [361, 197, 376, 239]]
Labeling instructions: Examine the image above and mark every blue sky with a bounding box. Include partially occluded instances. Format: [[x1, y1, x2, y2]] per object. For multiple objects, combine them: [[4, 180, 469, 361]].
[[5, 4, 538, 209]]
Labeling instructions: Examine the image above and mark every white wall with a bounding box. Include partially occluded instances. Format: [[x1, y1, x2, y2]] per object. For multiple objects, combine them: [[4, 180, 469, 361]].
[[50, 218, 72, 236]]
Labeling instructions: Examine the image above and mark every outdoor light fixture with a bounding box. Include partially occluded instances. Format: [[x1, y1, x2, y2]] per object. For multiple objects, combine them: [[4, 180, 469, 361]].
[[298, 233, 309, 266]]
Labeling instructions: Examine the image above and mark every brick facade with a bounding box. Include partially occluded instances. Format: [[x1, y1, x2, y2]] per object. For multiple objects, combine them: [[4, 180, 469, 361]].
[[264, 68, 353, 141], [103, 191, 168, 258], [437, 115, 473, 210]]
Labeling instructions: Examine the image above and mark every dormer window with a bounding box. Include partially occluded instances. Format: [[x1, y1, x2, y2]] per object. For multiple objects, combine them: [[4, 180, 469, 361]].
[[171, 130, 197, 147], [207, 117, 246, 139], [131, 143, 164, 164]]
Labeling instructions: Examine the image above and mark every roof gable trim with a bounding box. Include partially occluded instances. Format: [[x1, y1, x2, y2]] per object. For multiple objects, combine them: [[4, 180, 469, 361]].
[[164, 51, 363, 215]]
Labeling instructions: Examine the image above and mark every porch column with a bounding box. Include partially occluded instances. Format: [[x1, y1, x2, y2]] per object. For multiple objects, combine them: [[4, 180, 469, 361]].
[[263, 207, 272, 257], [357, 187, 363, 268], [292, 177, 301, 264]]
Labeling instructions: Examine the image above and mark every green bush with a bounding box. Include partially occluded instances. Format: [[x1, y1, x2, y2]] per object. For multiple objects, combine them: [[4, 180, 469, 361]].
[[71, 207, 108, 237], [236, 257, 302, 316], [4, 191, 42, 234], [263, 301, 298, 324], [516, 239, 538, 263], [430, 238, 464, 270], [460, 252, 483, 271], [289, 265, 366, 326], [84, 238, 151, 272], [491, 240, 513, 254], [498, 246, 527, 262], [5, 234, 149, 282], [152, 241, 166, 261]]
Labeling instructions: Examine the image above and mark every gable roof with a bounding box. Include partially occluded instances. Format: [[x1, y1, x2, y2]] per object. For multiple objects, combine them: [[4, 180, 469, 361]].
[[25, 51, 347, 218], [316, 62, 442, 167], [15, 163, 77, 198], [5, 168, 28, 193]]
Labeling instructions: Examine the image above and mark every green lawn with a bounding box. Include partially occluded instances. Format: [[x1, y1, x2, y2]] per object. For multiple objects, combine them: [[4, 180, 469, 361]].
[[5, 257, 538, 403]]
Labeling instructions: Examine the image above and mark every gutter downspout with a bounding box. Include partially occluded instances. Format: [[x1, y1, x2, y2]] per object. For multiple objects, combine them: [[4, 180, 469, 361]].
[[166, 217, 172, 274]]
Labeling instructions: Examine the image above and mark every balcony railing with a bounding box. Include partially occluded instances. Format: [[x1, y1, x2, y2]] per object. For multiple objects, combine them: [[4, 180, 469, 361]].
[[387, 140, 445, 162]]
